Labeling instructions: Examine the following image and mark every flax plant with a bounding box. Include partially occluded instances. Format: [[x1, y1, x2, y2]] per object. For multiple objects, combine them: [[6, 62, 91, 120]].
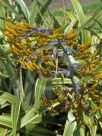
[[0, 0, 102, 136]]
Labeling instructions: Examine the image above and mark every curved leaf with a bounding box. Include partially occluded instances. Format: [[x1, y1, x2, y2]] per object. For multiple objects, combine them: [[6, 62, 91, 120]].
[[71, 0, 88, 43]]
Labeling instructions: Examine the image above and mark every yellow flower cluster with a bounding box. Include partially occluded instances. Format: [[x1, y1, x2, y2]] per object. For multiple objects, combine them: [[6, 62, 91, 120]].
[[73, 37, 102, 81], [2, 19, 78, 76]]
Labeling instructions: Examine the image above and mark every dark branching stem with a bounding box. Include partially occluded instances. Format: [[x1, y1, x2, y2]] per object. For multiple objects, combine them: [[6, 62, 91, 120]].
[[58, 40, 80, 97]]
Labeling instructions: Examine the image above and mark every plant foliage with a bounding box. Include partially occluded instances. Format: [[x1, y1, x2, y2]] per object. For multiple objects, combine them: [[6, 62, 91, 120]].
[[0, 0, 102, 136]]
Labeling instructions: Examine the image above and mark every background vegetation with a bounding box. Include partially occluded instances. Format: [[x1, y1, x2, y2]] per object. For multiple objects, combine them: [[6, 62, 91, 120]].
[[0, 0, 102, 136]]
